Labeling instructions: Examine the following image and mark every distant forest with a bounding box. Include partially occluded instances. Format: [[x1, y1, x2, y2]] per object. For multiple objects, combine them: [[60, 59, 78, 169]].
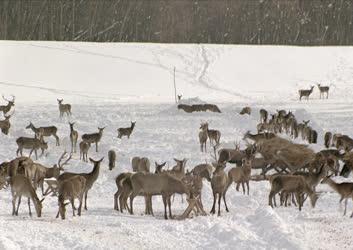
[[1, 0, 352, 45]]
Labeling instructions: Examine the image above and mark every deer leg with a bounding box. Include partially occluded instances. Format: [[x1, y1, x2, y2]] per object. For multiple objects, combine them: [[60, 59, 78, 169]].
[[28, 198, 32, 217], [96, 142, 98, 152], [71, 199, 76, 216], [12, 195, 17, 216], [222, 192, 229, 212], [210, 191, 216, 214], [162, 195, 168, 219], [344, 198, 348, 216], [84, 191, 88, 210], [16, 196, 21, 216], [16, 148, 20, 156], [269, 190, 276, 208], [246, 181, 250, 195], [241, 182, 245, 195], [217, 193, 222, 216], [114, 190, 119, 211], [168, 196, 172, 219]]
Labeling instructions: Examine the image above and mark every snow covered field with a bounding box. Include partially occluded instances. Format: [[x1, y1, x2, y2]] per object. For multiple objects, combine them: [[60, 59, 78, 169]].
[[0, 42, 353, 249]]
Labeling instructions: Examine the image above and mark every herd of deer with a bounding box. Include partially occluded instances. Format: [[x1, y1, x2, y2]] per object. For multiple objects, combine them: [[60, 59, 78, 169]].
[[0, 93, 353, 222], [298, 84, 330, 101]]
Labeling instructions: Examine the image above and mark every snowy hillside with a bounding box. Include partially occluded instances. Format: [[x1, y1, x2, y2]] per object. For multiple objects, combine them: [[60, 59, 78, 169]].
[[0, 42, 353, 249]]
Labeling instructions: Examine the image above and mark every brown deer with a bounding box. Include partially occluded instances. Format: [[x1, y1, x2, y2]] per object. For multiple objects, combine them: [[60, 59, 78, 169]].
[[131, 157, 150, 173], [210, 162, 229, 216], [324, 132, 332, 149], [321, 176, 353, 217], [58, 157, 104, 210], [10, 175, 45, 217], [204, 122, 221, 146], [259, 109, 268, 123], [57, 99, 72, 117], [82, 127, 105, 152], [0, 114, 11, 135], [154, 161, 167, 174], [177, 94, 182, 102], [16, 137, 48, 160], [26, 122, 60, 146], [117, 122, 136, 139], [199, 123, 208, 152], [226, 158, 252, 195], [0, 95, 15, 115], [69, 122, 78, 153], [56, 176, 86, 220], [317, 84, 329, 99], [298, 86, 314, 101], [108, 150, 116, 170], [79, 141, 90, 162], [240, 106, 251, 115]]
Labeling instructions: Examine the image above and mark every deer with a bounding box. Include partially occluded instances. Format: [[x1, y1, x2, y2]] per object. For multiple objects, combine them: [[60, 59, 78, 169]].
[[321, 176, 353, 217], [203, 122, 221, 146], [0, 95, 15, 115], [69, 122, 78, 153], [108, 150, 116, 170], [58, 157, 104, 210], [26, 122, 60, 146], [268, 175, 318, 211], [81, 127, 105, 152], [259, 109, 268, 123], [57, 99, 72, 117], [132, 157, 150, 173], [324, 132, 332, 149], [297, 120, 310, 140], [239, 106, 251, 115], [0, 114, 11, 135], [117, 122, 136, 139], [114, 172, 133, 212], [79, 141, 90, 162], [243, 130, 275, 143], [16, 137, 48, 160], [210, 162, 229, 216], [10, 175, 45, 217], [317, 84, 329, 99], [199, 123, 208, 152], [298, 86, 314, 101], [129, 172, 192, 219], [35, 151, 72, 195], [226, 158, 252, 195], [177, 94, 182, 102], [154, 162, 167, 174], [56, 175, 86, 220]]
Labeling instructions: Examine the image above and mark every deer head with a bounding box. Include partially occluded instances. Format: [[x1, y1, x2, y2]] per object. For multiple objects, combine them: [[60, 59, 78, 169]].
[[57, 99, 63, 104]]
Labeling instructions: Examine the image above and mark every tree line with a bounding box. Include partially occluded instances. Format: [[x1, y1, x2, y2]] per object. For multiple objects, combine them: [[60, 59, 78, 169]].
[[0, 0, 352, 45]]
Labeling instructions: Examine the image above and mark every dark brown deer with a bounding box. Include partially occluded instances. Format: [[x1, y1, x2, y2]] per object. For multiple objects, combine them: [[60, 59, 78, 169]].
[[82, 127, 105, 152], [317, 84, 329, 99], [298, 86, 314, 101], [0, 114, 11, 135], [117, 122, 136, 139], [0, 95, 15, 115], [26, 122, 60, 146], [324, 132, 332, 149], [57, 99, 72, 117], [259, 109, 268, 123], [69, 122, 78, 153]]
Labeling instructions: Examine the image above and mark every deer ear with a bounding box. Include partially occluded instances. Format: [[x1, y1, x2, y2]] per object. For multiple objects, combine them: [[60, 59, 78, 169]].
[[161, 162, 166, 167]]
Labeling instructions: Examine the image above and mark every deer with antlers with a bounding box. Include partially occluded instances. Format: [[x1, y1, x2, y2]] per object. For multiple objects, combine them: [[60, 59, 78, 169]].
[[0, 95, 15, 115], [57, 99, 72, 117], [26, 122, 60, 146]]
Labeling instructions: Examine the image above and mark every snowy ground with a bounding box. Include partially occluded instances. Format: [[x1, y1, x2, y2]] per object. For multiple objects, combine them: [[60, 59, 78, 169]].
[[0, 42, 353, 249]]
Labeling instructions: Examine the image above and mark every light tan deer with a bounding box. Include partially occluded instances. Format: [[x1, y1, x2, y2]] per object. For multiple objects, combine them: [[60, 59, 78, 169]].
[[57, 99, 72, 117], [16, 137, 48, 160], [56, 175, 86, 220], [79, 141, 90, 162], [0, 95, 15, 115], [10, 175, 44, 217], [26, 122, 60, 146], [199, 123, 208, 152], [154, 161, 166, 174], [58, 157, 104, 210], [117, 121, 136, 139], [82, 127, 105, 152], [131, 157, 150, 173], [69, 122, 78, 153], [321, 176, 353, 217], [317, 84, 329, 99], [298, 86, 314, 101]]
